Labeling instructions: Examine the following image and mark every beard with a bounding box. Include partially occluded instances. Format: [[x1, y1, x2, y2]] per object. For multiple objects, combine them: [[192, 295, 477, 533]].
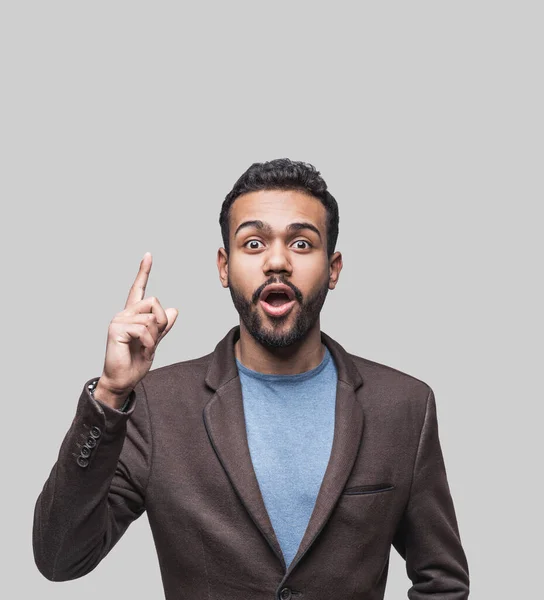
[[227, 275, 330, 348]]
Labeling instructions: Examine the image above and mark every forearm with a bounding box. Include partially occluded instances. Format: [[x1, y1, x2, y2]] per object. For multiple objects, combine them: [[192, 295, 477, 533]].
[[32, 377, 148, 581]]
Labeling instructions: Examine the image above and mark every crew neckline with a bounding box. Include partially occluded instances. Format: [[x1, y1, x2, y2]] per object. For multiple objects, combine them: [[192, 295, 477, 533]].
[[235, 345, 331, 382]]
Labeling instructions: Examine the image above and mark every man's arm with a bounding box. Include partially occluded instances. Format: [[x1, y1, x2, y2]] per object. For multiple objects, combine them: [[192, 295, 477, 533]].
[[32, 376, 151, 581], [392, 387, 470, 599]]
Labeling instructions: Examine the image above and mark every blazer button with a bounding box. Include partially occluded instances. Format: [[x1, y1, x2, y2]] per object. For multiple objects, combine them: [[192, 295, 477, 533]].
[[279, 588, 292, 600], [90, 426, 102, 439], [85, 436, 97, 448], [80, 446, 92, 458], [77, 456, 89, 468]]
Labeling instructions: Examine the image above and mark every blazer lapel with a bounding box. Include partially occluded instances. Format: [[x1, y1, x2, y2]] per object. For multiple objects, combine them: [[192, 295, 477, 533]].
[[284, 341, 364, 577], [203, 325, 365, 575], [203, 326, 286, 569]]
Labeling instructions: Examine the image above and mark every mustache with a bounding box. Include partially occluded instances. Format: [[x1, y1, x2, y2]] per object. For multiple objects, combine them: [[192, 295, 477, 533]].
[[252, 278, 303, 305]]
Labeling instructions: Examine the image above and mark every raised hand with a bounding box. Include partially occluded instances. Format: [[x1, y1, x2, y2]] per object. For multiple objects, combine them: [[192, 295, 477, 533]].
[[94, 252, 178, 409]]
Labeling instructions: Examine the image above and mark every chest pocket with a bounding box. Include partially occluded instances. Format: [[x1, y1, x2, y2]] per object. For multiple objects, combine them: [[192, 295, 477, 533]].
[[342, 482, 395, 495]]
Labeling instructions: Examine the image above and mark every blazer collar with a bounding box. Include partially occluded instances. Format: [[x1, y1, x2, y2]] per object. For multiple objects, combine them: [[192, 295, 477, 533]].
[[203, 325, 365, 577], [204, 324, 364, 392]]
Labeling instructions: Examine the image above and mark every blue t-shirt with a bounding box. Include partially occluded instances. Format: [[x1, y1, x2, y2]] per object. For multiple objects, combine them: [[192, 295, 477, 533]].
[[235, 345, 338, 568]]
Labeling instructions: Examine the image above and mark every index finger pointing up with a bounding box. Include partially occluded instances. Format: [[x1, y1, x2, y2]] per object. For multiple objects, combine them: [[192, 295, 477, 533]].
[[125, 252, 152, 308]]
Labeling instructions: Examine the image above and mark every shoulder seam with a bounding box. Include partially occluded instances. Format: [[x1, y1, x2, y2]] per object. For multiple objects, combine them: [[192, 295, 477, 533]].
[[348, 353, 430, 388], [148, 355, 212, 376]]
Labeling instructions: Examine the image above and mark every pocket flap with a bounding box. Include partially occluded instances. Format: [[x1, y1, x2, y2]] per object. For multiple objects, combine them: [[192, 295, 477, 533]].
[[343, 483, 395, 495]]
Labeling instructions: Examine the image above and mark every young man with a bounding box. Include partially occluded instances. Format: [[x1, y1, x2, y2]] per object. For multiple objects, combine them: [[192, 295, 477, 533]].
[[33, 158, 470, 599]]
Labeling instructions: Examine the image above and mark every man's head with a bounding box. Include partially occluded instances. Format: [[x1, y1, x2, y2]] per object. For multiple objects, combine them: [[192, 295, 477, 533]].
[[217, 158, 343, 349], [219, 158, 339, 258]]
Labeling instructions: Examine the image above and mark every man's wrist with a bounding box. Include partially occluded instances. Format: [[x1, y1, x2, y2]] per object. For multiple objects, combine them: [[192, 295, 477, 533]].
[[90, 379, 131, 411]]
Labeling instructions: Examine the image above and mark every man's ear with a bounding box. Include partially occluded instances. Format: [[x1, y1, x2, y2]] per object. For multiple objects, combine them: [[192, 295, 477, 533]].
[[217, 247, 229, 288], [328, 251, 343, 290]]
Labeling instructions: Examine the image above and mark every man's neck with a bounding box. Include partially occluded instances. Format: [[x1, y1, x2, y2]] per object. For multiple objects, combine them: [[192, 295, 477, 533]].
[[234, 321, 326, 375]]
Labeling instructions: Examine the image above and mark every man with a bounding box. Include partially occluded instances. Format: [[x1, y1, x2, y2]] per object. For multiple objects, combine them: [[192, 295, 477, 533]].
[[33, 158, 470, 599]]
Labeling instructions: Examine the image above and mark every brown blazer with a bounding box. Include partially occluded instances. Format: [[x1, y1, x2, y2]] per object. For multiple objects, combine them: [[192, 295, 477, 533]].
[[33, 325, 470, 599]]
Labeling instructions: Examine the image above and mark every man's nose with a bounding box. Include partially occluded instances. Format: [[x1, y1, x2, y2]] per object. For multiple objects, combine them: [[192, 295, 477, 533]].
[[263, 242, 293, 275]]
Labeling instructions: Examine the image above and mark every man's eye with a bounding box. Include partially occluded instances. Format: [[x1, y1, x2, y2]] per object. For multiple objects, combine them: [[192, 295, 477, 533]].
[[292, 240, 312, 249], [244, 240, 264, 249]]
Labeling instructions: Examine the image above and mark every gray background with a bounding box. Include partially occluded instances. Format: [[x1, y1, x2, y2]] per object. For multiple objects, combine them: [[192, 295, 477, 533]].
[[2, 2, 541, 598]]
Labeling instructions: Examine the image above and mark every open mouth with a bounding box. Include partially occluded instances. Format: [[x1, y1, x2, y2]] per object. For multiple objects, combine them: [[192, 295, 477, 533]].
[[260, 291, 296, 317], [264, 292, 291, 307]]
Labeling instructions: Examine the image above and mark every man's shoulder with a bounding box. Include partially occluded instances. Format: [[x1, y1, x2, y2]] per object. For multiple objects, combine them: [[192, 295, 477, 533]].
[[346, 350, 432, 403], [142, 351, 215, 387]]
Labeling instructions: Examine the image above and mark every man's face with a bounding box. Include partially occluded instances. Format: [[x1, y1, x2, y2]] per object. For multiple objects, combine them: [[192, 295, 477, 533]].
[[217, 189, 342, 348]]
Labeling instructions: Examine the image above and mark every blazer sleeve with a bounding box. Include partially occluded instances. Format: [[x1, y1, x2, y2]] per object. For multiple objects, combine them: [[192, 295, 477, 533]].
[[32, 376, 152, 581], [392, 387, 470, 599]]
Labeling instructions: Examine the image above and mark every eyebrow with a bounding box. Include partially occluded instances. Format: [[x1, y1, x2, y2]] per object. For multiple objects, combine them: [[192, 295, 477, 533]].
[[234, 220, 322, 241]]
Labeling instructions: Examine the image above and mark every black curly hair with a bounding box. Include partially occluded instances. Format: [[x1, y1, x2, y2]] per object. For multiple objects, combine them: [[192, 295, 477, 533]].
[[219, 158, 339, 258]]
